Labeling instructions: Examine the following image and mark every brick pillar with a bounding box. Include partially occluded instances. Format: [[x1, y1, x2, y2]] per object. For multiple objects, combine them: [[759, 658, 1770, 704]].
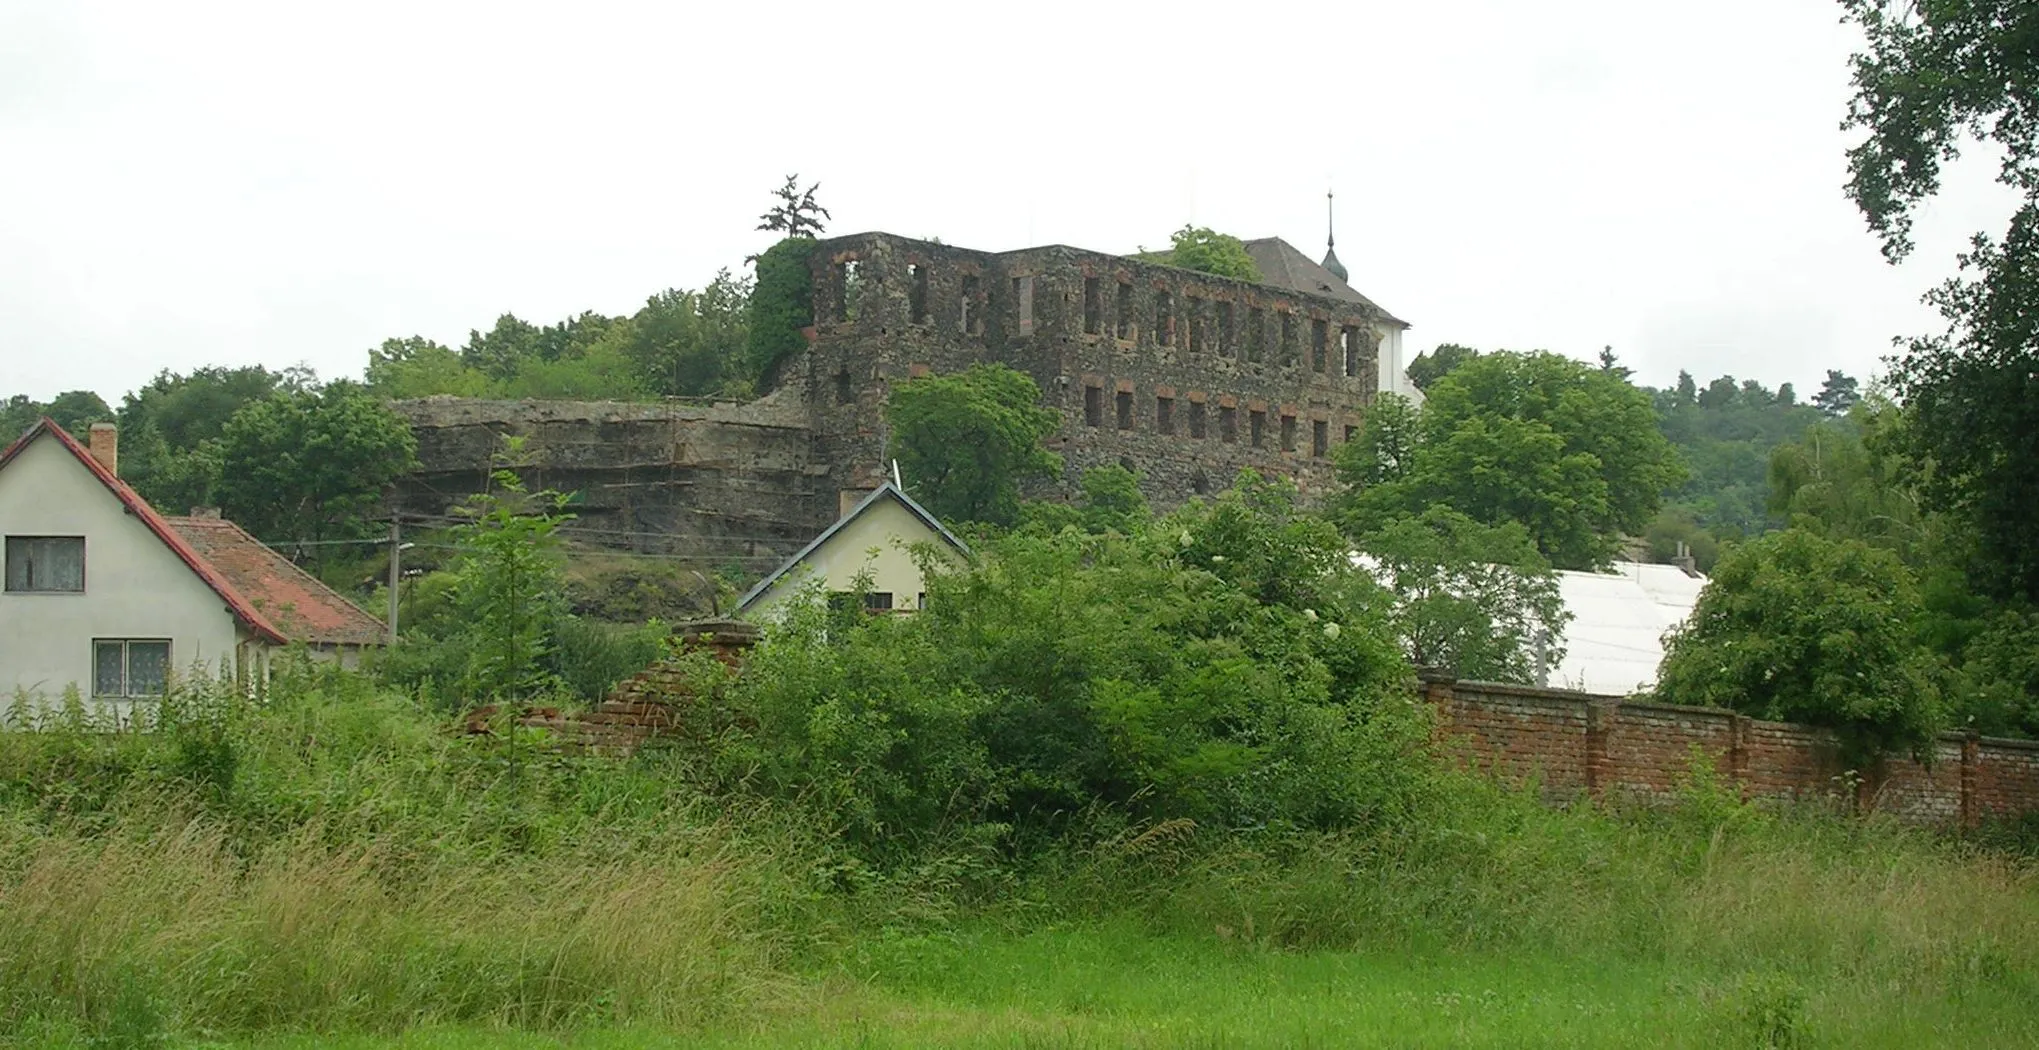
[[1729, 715, 1752, 797], [1960, 731, 1981, 830], [1585, 701, 1615, 800]]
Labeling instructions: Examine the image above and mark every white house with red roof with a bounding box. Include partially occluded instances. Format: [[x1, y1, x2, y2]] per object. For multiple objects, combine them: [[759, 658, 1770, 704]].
[[0, 417, 383, 718]]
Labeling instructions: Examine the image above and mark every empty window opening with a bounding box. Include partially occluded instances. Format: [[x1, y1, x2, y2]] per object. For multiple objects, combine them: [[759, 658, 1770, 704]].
[[5, 536, 84, 593], [910, 264, 930, 324], [1156, 396, 1175, 435], [1312, 319, 1329, 373], [1280, 313, 1297, 368], [1249, 409, 1266, 449], [1187, 400, 1207, 439], [94, 639, 169, 698], [1015, 275, 1035, 335], [1312, 420, 1329, 457], [1217, 302, 1235, 355], [834, 259, 863, 322], [1186, 296, 1204, 353], [1116, 281, 1134, 338], [1281, 414, 1298, 452], [1119, 456, 1138, 473], [1155, 291, 1173, 346], [834, 368, 853, 405], [1083, 277, 1103, 334], [1084, 385, 1104, 427], [1344, 424, 1359, 443], [1342, 327, 1361, 377], [1116, 390, 1134, 429], [1219, 405, 1238, 444], [1191, 470, 1211, 496], [1246, 307, 1265, 363], [960, 274, 981, 334]]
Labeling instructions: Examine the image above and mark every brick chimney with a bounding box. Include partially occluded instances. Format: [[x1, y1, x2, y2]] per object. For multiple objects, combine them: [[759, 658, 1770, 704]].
[[88, 423, 118, 476]]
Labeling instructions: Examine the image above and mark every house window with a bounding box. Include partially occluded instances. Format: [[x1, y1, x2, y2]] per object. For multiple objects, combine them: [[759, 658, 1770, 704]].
[[1217, 301, 1235, 356], [1280, 313, 1297, 368], [1186, 296, 1203, 353], [1116, 390, 1134, 430], [1246, 307, 1265, 363], [1281, 414, 1298, 452], [93, 639, 169, 698], [1249, 409, 1266, 448], [1083, 277, 1102, 334], [1219, 405, 1238, 444], [1156, 396, 1175, 435], [1155, 291, 1173, 346], [863, 592, 894, 613], [1312, 420, 1329, 458], [1187, 400, 1207, 439], [1014, 275, 1035, 335], [5, 536, 84, 593], [1342, 327, 1362, 377], [1084, 385, 1104, 427], [1312, 319, 1329, 373], [910, 264, 930, 324], [1116, 281, 1134, 339]]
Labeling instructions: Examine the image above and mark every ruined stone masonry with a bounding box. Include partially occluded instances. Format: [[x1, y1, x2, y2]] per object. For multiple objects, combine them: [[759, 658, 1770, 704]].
[[391, 231, 1404, 569]]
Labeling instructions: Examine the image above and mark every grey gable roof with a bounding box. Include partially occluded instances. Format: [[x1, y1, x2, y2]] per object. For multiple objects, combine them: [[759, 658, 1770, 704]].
[[1242, 237, 1408, 327], [736, 481, 972, 612]]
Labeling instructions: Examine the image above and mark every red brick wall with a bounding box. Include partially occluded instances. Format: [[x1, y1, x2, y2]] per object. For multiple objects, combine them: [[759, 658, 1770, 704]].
[[1430, 678, 2039, 826]]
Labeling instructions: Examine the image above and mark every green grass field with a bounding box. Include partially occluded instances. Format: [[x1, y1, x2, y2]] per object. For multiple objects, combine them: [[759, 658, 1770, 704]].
[[169, 922, 2034, 1049]]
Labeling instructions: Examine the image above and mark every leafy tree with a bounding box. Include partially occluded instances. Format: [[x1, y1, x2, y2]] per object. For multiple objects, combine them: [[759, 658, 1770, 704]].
[[1811, 369, 1861, 417], [1657, 527, 1943, 763], [501, 341, 649, 400], [215, 382, 418, 551], [1338, 392, 1420, 488], [460, 314, 546, 381], [452, 455, 571, 703], [745, 237, 818, 389], [756, 174, 831, 239], [1077, 463, 1149, 534], [1596, 346, 1632, 380], [1164, 226, 1261, 281], [116, 366, 288, 509], [1652, 372, 1824, 539], [1353, 505, 1568, 683], [1337, 351, 1683, 569], [1404, 343, 1478, 392], [366, 338, 498, 399], [1642, 507, 1720, 574], [1840, 0, 2039, 602], [0, 391, 111, 441], [1674, 370, 1697, 407], [888, 365, 1062, 528]]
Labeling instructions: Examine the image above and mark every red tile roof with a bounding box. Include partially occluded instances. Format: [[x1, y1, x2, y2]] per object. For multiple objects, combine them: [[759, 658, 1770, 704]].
[[165, 516, 387, 647], [0, 417, 382, 647]]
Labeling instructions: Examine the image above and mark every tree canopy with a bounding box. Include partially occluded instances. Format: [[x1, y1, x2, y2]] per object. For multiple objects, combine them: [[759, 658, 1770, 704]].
[[887, 365, 1062, 528], [1163, 226, 1261, 281], [215, 381, 418, 550], [1337, 351, 1684, 569]]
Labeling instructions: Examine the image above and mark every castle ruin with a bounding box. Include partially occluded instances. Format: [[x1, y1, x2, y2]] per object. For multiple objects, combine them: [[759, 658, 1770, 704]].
[[391, 230, 1413, 572]]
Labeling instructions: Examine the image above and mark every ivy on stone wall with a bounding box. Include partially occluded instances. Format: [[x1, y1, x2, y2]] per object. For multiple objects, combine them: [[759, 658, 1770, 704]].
[[745, 237, 819, 391]]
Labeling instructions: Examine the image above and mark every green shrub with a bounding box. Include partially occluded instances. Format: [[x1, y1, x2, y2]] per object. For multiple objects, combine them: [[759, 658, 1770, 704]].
[[745, 236, 818, 389]]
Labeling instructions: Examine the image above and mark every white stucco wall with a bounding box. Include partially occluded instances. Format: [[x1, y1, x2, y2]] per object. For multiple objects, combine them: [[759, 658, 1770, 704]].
[[1375, 325, 1425, 406], [0, 435, 245, 718], [744, 497, 965, 621]]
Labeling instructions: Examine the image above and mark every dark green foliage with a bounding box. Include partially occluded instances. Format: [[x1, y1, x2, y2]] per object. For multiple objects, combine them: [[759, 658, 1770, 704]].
[[1162, 226, 1261, 281], [214, 382, 417, 550], [1076, 464, 1149, 533], [704, 474, 1418, 855], [1403, 343, 1478, 391], [451, 464, 574, 703], [1658, 528, 1943, 763], [744, 237, 819, 390], [1653, 373, 1825, 539], [1811, 370, 1861, 417], [1840, 1, 2039, 605], [888, 365, 1062, 528], [1338, 351, 1683, 569], [1350, 506, 1567, 683], [112, 365, 292, 513], [756, 174, 830, 238], [0, 390, 113, 443]]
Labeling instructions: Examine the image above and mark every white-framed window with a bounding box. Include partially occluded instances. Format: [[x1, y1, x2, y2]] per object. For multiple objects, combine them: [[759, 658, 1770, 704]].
[[4, 535, 85, 593], [94, 639, 170, 698]]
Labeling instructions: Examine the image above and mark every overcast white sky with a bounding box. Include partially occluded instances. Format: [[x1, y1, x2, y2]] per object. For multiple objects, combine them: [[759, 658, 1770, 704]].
[[0, 0, 2020, 404]]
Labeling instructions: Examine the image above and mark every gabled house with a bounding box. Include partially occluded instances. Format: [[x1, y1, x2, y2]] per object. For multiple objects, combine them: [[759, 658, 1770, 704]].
[[736, 481, 970, 620], [0, 418, 384, 715]]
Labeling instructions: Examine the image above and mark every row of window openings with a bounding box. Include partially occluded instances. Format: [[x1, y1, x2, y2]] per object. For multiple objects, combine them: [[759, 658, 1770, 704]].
[[836, 262, 1036, 337], [1083, 389, 1350, 457], [1082, 278, 1367, 377]]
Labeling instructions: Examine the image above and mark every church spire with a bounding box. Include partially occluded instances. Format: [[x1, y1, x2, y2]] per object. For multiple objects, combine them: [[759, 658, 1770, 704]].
[[1321, 189, 1349, 282]]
